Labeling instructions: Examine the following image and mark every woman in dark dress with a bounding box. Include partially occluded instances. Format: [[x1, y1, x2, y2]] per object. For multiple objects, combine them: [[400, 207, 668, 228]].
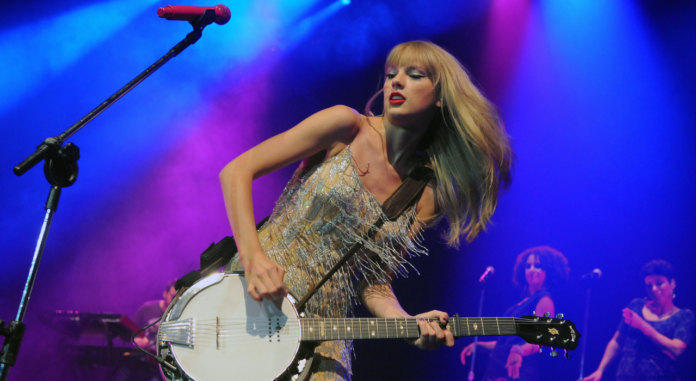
[[584, 260, 694, 381], [460, 246, 570, 380]]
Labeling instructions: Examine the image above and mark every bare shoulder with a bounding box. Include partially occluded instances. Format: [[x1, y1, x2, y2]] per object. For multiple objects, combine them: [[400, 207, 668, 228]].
[[321, 105, 362, 133], [535, 295, 555, 315], [228, 105, 364, 179], [319, 105, 363, 155]]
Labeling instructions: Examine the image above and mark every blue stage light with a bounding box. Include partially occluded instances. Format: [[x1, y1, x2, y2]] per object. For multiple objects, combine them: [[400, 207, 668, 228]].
[[341, 0, 351, 5], [0, 0, 158, 118]]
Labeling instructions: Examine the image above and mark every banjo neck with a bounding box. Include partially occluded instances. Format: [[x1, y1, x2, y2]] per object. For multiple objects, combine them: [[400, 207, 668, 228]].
[[299, 316, 517, 341]]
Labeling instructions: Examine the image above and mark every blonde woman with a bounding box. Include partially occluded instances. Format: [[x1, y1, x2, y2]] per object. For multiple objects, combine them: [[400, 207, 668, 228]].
[[220, 41, 513, 380]]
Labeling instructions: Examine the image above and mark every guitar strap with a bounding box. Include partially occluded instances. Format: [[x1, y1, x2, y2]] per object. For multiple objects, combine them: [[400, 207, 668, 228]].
[[295, 165, 434, 312]]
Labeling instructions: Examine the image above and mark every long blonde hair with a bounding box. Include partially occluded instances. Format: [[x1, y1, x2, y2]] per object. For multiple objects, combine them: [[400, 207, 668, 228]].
[[367, 41, 513, 247]]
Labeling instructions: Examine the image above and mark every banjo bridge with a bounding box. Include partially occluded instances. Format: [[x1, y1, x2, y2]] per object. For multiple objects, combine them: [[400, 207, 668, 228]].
[[159, 318, 195, 348]]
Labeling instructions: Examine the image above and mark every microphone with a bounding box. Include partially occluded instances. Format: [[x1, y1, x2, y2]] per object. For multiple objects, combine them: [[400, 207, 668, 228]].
[[479, 266, 495, 283], [581, 268, 602, 281], [157, 4, 231, 25]]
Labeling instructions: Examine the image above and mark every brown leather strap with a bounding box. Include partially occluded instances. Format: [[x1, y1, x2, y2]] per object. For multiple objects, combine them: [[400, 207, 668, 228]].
[[382, 166, 434, 221], [295, 166, 434, 311]]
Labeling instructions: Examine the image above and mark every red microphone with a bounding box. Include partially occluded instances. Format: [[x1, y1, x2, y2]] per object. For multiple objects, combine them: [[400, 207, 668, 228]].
[[157, 4, 231, 25]]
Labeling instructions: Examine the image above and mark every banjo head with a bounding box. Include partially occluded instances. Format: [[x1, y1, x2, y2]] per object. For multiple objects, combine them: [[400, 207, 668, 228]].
[[160, 273, 303, 381]]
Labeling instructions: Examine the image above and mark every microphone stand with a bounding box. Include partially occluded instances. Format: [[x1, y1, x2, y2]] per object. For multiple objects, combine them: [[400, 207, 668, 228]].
[[577, 277, 598, 381], [0, 10, 219, 381], [468, 277, 489, 381]]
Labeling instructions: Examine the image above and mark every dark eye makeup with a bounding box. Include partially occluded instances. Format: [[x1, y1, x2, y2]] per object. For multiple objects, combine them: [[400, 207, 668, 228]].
[[385, 68, 426, 80]]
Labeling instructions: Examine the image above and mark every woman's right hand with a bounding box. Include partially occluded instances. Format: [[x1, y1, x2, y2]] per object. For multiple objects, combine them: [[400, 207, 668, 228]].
[[583, 369, 603, 381], [460, 343, 476, 365], [244, 251, 288, 301]]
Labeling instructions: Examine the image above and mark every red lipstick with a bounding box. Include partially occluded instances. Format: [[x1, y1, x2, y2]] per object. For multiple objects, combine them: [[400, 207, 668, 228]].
[[389, 92, 406, 105]]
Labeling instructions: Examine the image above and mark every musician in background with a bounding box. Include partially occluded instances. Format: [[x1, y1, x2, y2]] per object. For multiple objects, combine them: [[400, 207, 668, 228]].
[[583, 260, 694, 381], [114, 279, 178, 381], [461, 246, 569, 380], [133, 279, 178, 350]]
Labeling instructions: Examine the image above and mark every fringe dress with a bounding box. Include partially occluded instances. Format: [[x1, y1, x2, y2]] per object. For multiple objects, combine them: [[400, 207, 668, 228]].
[[227, 146, 428, 380]]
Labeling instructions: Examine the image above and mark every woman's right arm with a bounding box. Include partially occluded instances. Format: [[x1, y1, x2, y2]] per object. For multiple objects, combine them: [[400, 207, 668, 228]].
[[583, 331, 623, 381], [475, 341, 497, 350], [220, 105, 361, 301], [460, 341, 496, 365]]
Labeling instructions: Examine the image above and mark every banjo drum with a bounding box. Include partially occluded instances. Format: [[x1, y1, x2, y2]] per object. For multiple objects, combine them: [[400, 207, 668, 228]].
[[157, 272, 315, 381]]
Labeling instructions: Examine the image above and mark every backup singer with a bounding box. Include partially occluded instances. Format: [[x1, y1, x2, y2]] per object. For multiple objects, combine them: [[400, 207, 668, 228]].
[[219, 41, 513, 380], [584, 260, 694, 381], [460, 246, 570, 380]]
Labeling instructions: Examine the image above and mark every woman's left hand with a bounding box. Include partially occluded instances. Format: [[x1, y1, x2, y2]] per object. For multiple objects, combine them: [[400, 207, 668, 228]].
[[622, 308, 647, 331], [505, 350, 523, 379], [407, 310, 455, 350]]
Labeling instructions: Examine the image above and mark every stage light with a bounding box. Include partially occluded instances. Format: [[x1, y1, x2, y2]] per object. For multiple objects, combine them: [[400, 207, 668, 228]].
[[341, 0, 351, 5], [0, 0, 158, 118]]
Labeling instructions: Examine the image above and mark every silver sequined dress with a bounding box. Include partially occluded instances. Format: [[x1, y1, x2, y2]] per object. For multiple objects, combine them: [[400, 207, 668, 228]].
[[227, 146, 427, 380]]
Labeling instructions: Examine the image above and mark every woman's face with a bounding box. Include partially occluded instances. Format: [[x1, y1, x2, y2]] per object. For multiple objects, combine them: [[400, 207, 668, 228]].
[[644, 275, 675, 305], [525, 254, 546, 291], [383, 64, 440, 125]]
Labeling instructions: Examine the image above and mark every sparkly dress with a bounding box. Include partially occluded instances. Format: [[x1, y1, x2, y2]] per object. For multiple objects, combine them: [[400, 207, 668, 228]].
[[227, 146, 428, 381]]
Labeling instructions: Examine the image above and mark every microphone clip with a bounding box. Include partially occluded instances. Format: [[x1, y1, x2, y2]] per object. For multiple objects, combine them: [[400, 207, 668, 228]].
[[177, 9, 218, 55], [189, 9, 217, 31], [580, 269, 602, 288]]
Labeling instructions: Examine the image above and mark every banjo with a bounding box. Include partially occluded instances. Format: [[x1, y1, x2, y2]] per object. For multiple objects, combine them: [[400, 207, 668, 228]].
[[157, 272, 580, 381]]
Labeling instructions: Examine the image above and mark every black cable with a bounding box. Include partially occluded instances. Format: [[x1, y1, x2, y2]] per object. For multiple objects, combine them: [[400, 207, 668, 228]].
[[130, 317, 177, 372]]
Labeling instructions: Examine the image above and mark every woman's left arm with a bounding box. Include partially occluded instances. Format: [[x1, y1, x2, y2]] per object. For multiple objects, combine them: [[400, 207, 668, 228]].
[[522, 295, 555, 353], [515, 296, 556, 354], [622, 309, 687, 359], [506, 295, 555, 379], [359, 281, 454, 350]]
